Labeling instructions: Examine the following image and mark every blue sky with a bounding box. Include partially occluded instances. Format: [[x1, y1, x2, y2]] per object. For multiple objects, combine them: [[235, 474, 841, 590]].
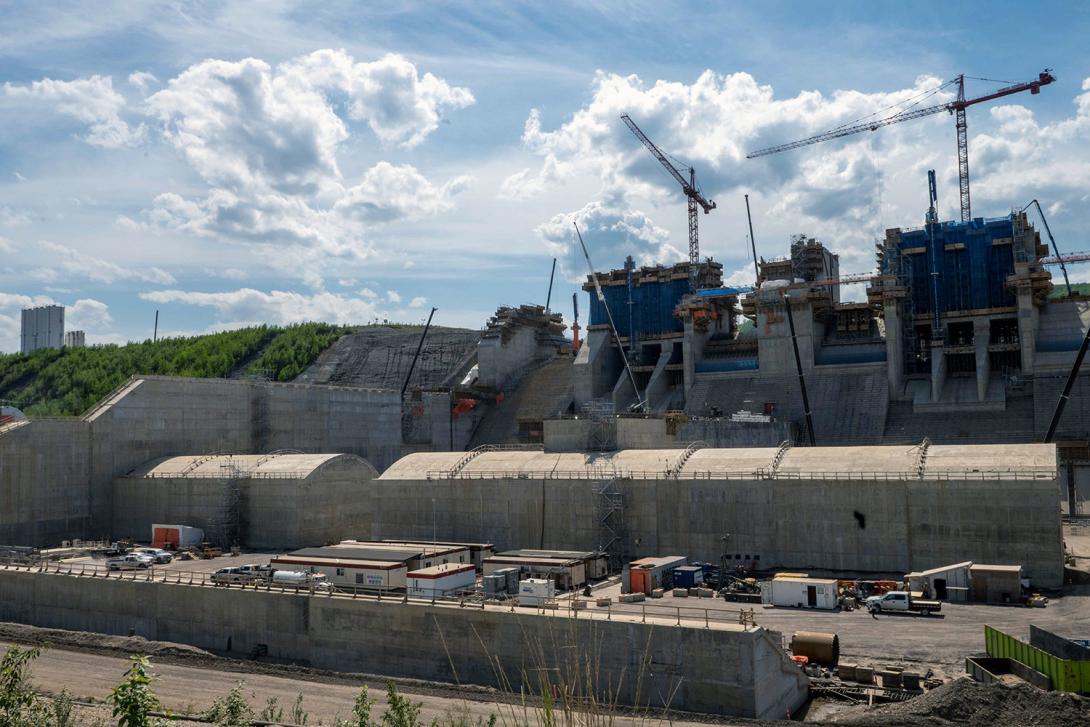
[[1, 1, 1089, 351]]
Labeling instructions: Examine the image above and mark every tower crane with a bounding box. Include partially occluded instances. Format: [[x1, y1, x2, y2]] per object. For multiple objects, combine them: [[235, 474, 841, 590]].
[[621, 114, 716, 290], [747, 70, 1055, 222]]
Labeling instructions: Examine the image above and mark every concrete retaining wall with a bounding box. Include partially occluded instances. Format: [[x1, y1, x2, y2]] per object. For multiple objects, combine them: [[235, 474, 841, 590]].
[[1, 376, 400, 547], [0, 569, 807, 719], [369, 475, 1063, 588]]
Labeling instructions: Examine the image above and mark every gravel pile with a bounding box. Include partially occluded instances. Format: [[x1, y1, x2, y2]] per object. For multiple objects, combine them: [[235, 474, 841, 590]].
[[832, 677, 1090, 726], [0, 622, 212, 659]]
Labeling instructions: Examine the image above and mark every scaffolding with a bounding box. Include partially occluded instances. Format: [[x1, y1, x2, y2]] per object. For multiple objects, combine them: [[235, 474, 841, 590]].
[[216, 459, 245, 549], [593, 476, 626, 571]]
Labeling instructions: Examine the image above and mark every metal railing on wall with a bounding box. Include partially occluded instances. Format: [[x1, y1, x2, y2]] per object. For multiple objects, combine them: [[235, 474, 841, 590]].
[[424, 468, 1057, 482], [0, 559, 760, 630]]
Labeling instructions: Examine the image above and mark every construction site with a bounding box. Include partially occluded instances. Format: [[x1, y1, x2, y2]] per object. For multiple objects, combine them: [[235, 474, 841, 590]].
[[2, 68, 1090, 724]]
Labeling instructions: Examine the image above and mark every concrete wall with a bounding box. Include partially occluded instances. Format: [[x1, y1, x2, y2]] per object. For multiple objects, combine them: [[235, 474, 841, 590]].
[[0, 569, 807, 719], [112, 455, 377, 549], [369, 474, 1063, 588], [0, 420, 91, 546], [1, 376, 400, 547]]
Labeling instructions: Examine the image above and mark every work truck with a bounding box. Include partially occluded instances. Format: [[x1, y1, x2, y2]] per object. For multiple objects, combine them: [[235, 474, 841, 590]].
[[865, 590, 941, 616]]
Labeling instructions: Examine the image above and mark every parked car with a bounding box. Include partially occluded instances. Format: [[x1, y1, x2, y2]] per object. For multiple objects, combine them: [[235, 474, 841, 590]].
[[106, 554, 154, 571], [210, 567, 257, 585], [129, 547, 173, 564]]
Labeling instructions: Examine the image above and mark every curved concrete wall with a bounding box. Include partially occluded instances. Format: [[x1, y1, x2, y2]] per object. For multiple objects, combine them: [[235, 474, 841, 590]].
[[367, 473, 1063, 588], [112, 455, 378, 549]]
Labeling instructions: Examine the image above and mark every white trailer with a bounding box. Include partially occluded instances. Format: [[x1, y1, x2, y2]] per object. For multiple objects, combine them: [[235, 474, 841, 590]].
[[407, 563, 476, 599], [760, 577, 838, 610]]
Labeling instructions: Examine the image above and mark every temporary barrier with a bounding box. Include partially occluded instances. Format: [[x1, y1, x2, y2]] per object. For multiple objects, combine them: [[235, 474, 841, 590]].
[[984, 625, 1090, 694]]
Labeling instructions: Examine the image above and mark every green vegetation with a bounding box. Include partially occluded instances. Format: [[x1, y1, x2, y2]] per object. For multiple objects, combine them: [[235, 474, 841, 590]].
[[110, 656, 166, 727], [246, 322, 345, 381], [1050, 282, 1090, 299], [0, 323, 349, 417]]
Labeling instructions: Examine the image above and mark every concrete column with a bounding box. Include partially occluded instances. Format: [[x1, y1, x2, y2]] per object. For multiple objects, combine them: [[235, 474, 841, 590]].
[[884, 298, 904, 398], [681, 319, 708, 399], [1017, 287, 1038, 372], [974, 318, 991, 401], [930, 340, 946, 403]]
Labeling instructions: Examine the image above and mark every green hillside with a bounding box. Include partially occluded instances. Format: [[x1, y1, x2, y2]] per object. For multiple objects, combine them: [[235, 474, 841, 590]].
[[0, 322, 347, 417], [1051, 282, 1090, 299]]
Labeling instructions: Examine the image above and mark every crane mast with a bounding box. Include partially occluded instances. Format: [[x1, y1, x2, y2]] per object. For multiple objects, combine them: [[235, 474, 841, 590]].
[[747, 70, 1054, 222], [621, 114, 716, 289]]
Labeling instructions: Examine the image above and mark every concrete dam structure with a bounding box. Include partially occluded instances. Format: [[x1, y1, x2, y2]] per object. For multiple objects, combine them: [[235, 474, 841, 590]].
[[0, 375, 400, 547], [371, 443, 1063, 588]]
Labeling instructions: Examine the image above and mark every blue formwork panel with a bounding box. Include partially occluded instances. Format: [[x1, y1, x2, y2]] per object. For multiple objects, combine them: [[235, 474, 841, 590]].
[[588, 277, 689, 338], [891, 216, 1017, 317]]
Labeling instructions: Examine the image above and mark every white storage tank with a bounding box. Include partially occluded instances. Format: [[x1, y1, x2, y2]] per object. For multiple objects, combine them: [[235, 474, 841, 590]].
[[518, 578, 556, 607], [406, 563, 476, 599]]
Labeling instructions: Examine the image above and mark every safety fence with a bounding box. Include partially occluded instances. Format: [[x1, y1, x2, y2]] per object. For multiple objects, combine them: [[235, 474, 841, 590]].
[[425, 468, 1057, 482], [0, 559, 758, 631]]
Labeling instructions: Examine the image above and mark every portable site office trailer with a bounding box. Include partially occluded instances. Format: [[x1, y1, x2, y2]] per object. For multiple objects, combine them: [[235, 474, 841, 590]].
[[497, 549, 609, 580], [406, 563, 476, 599], [390, 538, 497, 571], [335, 541, 470, 570], [270, 555, 407, 590], [760, 577, 838, 610], [483, 556, 586, 590]]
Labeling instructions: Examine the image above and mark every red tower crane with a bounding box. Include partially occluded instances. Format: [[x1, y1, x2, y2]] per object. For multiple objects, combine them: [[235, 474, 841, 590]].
[[621, 114, 716, 290], [747, 70, 1055, 222]]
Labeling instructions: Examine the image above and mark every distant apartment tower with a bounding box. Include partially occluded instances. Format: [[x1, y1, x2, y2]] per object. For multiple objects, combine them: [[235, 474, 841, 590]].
[[20, 305, 64, 355], [64, 330, 85, 348]]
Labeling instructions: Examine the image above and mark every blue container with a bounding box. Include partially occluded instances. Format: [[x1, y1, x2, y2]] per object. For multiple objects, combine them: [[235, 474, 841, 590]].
[[672, 565, 703, 589]]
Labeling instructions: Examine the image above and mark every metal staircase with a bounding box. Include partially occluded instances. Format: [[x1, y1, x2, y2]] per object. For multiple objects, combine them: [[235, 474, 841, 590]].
[[593, 477, 626, 570]]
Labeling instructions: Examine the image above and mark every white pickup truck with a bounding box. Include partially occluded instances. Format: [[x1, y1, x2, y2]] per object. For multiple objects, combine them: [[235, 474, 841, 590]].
[[866, 590, 942, 616]]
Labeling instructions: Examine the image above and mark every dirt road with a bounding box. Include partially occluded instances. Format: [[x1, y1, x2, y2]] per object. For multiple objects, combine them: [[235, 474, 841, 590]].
[[4, 640, 757, 727]]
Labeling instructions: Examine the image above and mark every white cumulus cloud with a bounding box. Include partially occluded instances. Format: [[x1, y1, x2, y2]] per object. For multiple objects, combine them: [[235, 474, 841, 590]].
[[2, 75, 143, 148], [536, 190, 682, 280], [139, 288, 384, 327], [31, 241, 175, 285]]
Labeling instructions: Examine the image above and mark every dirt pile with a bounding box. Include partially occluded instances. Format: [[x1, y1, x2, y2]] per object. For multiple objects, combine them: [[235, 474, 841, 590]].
[[0, 622, 212, 659], [833, 677, 1090, 726]]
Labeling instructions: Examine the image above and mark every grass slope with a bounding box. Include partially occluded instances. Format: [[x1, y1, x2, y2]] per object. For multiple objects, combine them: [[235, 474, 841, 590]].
[[0, 323, 348, 417]]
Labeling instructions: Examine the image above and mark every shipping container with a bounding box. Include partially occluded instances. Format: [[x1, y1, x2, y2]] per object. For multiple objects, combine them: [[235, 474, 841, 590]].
[[151, 524, 204, 550], [672, 565, 703, 589]]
